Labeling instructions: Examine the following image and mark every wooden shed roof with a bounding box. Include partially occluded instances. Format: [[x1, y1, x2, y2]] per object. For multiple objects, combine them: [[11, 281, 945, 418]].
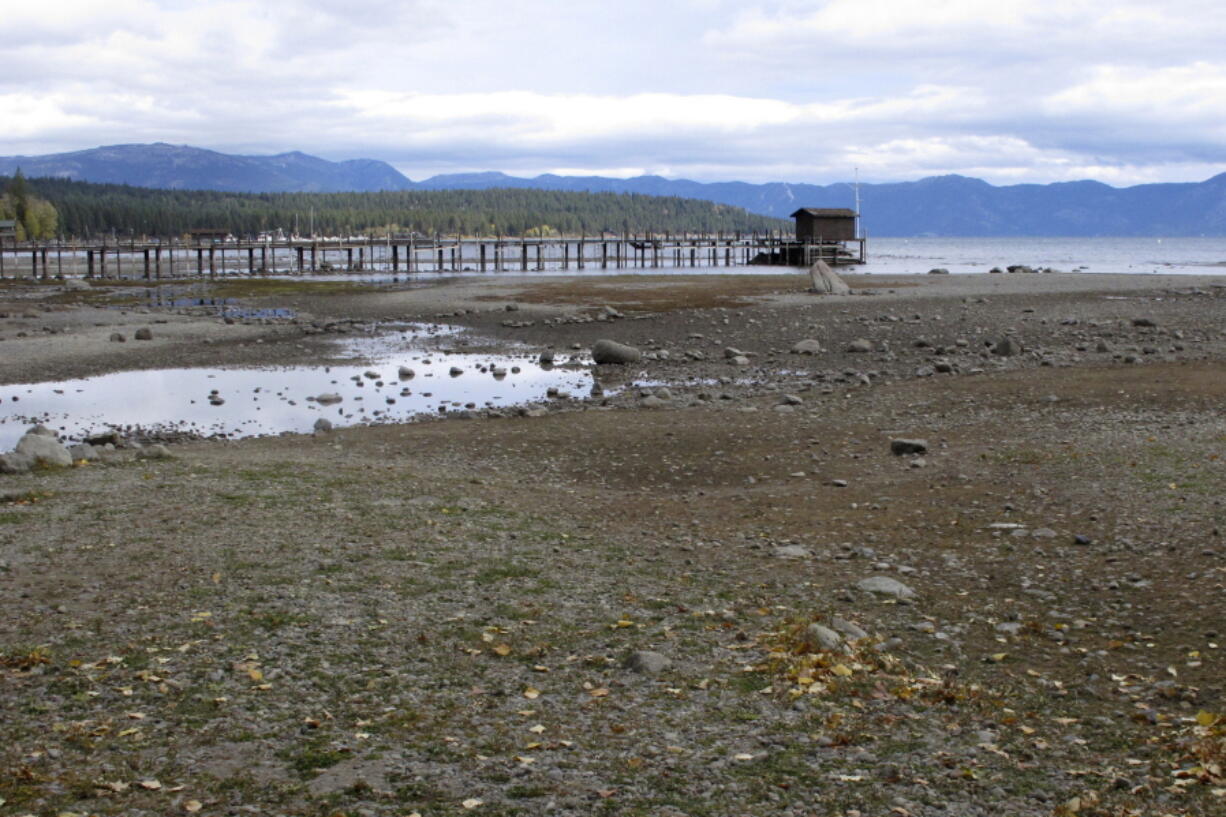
[[790, 208, 857, 218]]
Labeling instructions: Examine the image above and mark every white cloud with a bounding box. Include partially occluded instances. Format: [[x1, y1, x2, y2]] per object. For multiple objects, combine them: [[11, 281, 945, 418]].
[[0, 0, 1223, 185]]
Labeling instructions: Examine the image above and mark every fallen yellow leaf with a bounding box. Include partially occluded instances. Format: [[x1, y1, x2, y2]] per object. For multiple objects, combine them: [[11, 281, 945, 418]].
[[184, 800, 203, 813], [493, 644, 512, 657], [523, 687, 540, 699]]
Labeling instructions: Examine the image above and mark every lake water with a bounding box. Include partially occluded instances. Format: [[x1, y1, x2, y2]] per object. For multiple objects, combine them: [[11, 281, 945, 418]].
[[860, 236, 1226, 276], [0, 331, 600, 450]]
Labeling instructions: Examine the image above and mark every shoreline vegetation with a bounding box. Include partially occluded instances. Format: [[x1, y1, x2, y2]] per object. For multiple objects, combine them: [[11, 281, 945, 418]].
[[0, 175, 789, 240]]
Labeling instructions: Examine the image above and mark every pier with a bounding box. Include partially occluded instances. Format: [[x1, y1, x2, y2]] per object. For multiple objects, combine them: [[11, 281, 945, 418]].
[[0, 233, 866, 280]]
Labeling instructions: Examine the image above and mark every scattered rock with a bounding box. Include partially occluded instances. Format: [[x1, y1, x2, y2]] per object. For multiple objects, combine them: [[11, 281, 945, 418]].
[[993, 337, 1021, 357], [773, 545, 812, 559], [591, 339, 642, 365], [0, 452, 34, 474], [791, 339, 823, 355], [624, 650, 671, 675], [806, 623, 843, 651], [846, 339, 873, 353], [109, 332, 126, 343], [829, 617, 870, 641], [890, 438, 928, 456], [856, 575, 917, 599], [15, 430, 73, 468], [135, 445, 172, 461], [134, 327, 154, 341], [313, 418, 334, 433], [314, 393, 343, 405]]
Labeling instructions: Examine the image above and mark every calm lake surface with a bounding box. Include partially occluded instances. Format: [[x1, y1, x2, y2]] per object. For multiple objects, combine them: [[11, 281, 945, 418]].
[[860, 236, 1226, 276]]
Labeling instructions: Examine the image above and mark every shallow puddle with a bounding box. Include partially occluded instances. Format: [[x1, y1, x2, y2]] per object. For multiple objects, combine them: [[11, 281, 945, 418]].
[[0, 330, 598, 449]]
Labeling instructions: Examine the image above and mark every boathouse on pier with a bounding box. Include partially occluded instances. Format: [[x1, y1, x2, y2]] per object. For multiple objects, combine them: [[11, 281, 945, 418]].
[[790, 208, 857, 242]]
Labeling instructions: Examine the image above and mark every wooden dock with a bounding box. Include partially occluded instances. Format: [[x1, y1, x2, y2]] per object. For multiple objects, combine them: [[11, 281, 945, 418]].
[[0, 233, 866, 280]]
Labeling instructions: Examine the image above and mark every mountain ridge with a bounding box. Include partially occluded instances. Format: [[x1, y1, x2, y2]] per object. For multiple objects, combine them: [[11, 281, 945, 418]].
[[2, 143, 1224, 236]]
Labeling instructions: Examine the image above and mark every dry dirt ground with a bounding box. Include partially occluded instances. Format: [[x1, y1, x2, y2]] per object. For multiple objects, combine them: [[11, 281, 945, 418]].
[[1, 271, 1225, 817]]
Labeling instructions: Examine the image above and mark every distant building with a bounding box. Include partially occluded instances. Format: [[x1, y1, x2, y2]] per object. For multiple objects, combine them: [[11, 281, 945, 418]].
[[0, 219, 16, 245], [187, 228, 231, 242], [790, 208, 857, 242]]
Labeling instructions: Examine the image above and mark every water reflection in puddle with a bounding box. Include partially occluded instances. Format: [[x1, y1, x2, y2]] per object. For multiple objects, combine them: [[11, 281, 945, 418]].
[[0, 332, 597, 449]]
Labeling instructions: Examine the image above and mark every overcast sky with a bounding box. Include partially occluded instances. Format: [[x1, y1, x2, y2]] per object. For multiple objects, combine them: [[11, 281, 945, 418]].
[[3, 0, 1225, 186]]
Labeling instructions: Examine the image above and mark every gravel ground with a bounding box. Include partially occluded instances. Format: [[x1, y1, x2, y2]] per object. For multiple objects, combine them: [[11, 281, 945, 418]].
[[2, 271, 1225, 817]]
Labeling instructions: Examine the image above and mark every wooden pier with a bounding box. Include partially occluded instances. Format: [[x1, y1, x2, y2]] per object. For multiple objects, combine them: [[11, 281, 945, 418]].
[[0, 233, 866, 280]]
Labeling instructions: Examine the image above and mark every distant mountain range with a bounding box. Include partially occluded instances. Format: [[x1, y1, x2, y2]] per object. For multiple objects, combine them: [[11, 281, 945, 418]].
[[3, 143, 1225, 236]]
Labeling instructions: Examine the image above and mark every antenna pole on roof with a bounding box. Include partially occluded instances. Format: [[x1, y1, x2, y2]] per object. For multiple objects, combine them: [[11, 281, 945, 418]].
[[854, 167, 861, 240]]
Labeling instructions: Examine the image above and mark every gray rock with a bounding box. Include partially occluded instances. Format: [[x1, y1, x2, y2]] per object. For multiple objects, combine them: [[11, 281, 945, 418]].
[[806, 623, 843, 651], [591, 339, 642, 365], [780, 394, 804, 406], [857, 575, 917, 599], [995, 622, 1023, 635], [890, 438, 928, 456], [67, 443, 99, 462], [15, 432, 73, 468], [640, 395, 669, 408], [830, 617, 870, 641], [773, 545, 812, 559], [134, 327, 153, 341], [928, 267, 950, 275], [993, 337, 1021, 357], [314, 393, 343, 405], [135, 444, 171, 460], [729, 355, 750, 366], [791, 339, 823, 355], [538, 350, 555, 365], [624, 650, 671, 675], [0, 452, 34, 474], [313, 418, 334, 433], [398, 366, 415, 379], [847, 339, 874, 353], [724, 347, 746, 359], [449, 366, 464, 377], [64, 278, 91, 291], [109, 332, 126, 343], [808, 260, 851, 295]]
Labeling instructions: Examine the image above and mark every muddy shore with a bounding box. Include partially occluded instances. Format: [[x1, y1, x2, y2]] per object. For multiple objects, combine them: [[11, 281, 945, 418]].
[[2, 270, 1224, 817]]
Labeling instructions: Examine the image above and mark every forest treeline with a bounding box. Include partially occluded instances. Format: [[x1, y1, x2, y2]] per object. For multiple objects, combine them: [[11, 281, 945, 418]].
[[2, 175, 789, 239]]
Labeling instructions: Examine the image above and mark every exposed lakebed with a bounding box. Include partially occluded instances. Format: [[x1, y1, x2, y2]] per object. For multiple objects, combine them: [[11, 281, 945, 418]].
[[0, 325, 601, 449]]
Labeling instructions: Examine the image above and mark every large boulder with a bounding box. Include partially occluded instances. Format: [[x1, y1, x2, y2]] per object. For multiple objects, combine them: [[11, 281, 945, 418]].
[[591, 339, 642, 365], [15, 429, 73, 468], [808, 260, 851, 295]]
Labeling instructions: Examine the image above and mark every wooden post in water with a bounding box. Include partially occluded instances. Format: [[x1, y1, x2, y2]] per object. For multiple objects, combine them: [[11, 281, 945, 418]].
[[86, 250, 94, 278], [142, 248, 151, 280], [601, 242, 608, 270], [208, 247, 216, 277]]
